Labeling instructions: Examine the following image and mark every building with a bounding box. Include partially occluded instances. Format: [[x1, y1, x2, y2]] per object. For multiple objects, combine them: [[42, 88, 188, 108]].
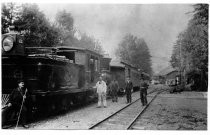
[[157, 66, 179, 85]]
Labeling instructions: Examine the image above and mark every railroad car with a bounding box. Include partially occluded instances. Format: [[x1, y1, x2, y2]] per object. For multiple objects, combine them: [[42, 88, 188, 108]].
[[109, 60, 150, 95], [1, 31, 105, 125]]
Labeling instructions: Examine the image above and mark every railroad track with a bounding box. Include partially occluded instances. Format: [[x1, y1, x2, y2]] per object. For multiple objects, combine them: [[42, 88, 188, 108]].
[[89, 88, 167, 130]]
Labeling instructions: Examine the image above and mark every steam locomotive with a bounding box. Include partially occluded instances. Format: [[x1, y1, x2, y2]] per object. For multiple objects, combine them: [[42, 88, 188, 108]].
[[2, 31, 105, 125]]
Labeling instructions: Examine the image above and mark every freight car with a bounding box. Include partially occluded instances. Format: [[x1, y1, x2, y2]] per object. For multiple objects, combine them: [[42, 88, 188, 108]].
[[1, 31, 105, 125]]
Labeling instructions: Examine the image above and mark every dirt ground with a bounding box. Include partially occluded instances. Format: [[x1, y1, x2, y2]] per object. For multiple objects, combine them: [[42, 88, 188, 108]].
[[27, 91, 141, 129], [132, 92, 207, 130]]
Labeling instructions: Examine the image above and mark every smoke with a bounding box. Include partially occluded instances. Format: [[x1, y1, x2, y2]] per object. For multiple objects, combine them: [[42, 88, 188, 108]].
[[38, 4, 193, 74]]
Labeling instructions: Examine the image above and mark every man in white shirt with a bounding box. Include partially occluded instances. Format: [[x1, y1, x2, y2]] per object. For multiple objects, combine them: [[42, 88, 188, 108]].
[[96, 76, 107, 108]]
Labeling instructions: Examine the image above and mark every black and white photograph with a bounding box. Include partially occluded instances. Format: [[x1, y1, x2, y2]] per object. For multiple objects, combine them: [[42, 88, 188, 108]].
[[1, 0, 208, 131]]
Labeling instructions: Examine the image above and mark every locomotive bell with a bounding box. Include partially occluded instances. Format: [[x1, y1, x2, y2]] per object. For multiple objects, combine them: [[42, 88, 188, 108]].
[[2, 29, 25, 56]]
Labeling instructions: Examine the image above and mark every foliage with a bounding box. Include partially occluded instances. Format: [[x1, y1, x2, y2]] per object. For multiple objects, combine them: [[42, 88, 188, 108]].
[[56, 10, 74, 32], [170, 4, 208, 91], [1, 3, 21, 34], [15, 4, 60, 47], [55, 10, 76, 46], [116, 34, 152, 75], [77, 33, 104, 54]]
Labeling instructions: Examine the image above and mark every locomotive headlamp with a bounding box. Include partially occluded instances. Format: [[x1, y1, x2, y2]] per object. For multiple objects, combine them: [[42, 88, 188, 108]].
[[2, 32, 25, 56], [2, 36, 14, 52]]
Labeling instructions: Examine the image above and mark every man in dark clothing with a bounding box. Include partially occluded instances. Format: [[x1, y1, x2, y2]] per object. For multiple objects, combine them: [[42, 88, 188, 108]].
[[125, 77, 133, 103], [109, 79, 119, 102], [2, 80, 29, 128], [140, 78, 149, 106]]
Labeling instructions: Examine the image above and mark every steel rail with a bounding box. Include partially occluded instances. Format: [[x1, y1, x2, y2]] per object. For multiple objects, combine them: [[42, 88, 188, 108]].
[[89, 88, 161, 129], [127, 89, 167, 129], [89, 98, 140, 129]]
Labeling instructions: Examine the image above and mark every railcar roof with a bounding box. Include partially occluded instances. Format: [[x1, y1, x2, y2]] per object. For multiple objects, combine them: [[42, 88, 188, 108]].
[[110, 60, 149, 77], [110, 60, 125, 68]]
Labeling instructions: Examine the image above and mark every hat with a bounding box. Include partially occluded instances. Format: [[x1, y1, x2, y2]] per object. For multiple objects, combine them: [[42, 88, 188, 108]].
[[17, 79, 24, 84]]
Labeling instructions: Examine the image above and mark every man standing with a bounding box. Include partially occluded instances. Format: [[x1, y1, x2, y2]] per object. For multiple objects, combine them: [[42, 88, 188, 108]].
[[2, 80, 29, 128], [125, 77, 133, 103], [109, 79, 119, 102], [96, 76, 107, 108], [140, 77, 149, 106]]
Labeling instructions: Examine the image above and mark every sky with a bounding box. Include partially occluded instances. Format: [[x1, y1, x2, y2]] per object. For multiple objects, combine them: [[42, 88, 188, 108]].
[[37, 3, 193, 74]]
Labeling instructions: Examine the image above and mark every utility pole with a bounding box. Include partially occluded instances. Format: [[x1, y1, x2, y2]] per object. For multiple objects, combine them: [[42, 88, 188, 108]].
[[179, 42, 182, 86], [179, 40, 185, 90]]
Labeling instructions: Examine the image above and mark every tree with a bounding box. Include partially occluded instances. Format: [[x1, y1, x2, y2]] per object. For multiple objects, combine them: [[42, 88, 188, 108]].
[[193, 4, 208, 25], [170, 32, 185, 69], [78, 33, 104, 54], [56, 10, 74, 32], [14, 4, 60, 47], [1, 3, 21, 34], [116, 34, 152, 75], [55, 10, 76, 46], [170, 4, 208, 91]]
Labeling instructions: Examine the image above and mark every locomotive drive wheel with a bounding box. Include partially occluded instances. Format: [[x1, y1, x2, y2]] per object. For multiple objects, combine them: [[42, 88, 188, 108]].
[[60, 96, 71, 111], [44, 99, 58, 115]]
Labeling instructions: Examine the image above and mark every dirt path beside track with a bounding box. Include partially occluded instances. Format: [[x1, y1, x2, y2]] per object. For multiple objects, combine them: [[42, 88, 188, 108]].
[[132, 92, 207, 130]]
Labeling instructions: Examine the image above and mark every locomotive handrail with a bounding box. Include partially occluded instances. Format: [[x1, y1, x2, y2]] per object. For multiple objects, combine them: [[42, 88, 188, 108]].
[[2, 94, 10, 109]]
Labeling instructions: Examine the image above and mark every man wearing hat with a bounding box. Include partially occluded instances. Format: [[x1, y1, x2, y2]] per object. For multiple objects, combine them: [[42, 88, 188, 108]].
[[109, 79, 119, 102], [125, 77, 133, 103], [2, 79, 29, 128], [140, 77, 149, 106]]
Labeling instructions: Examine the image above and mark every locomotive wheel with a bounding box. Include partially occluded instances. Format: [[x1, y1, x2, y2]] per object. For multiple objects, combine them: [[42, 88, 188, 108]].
[[51, 104, 56, 112], [61, 97, 69, 111], [72, 96, 78, 105], [45, 99, 57, 115], [81, 92, 88, 104]]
